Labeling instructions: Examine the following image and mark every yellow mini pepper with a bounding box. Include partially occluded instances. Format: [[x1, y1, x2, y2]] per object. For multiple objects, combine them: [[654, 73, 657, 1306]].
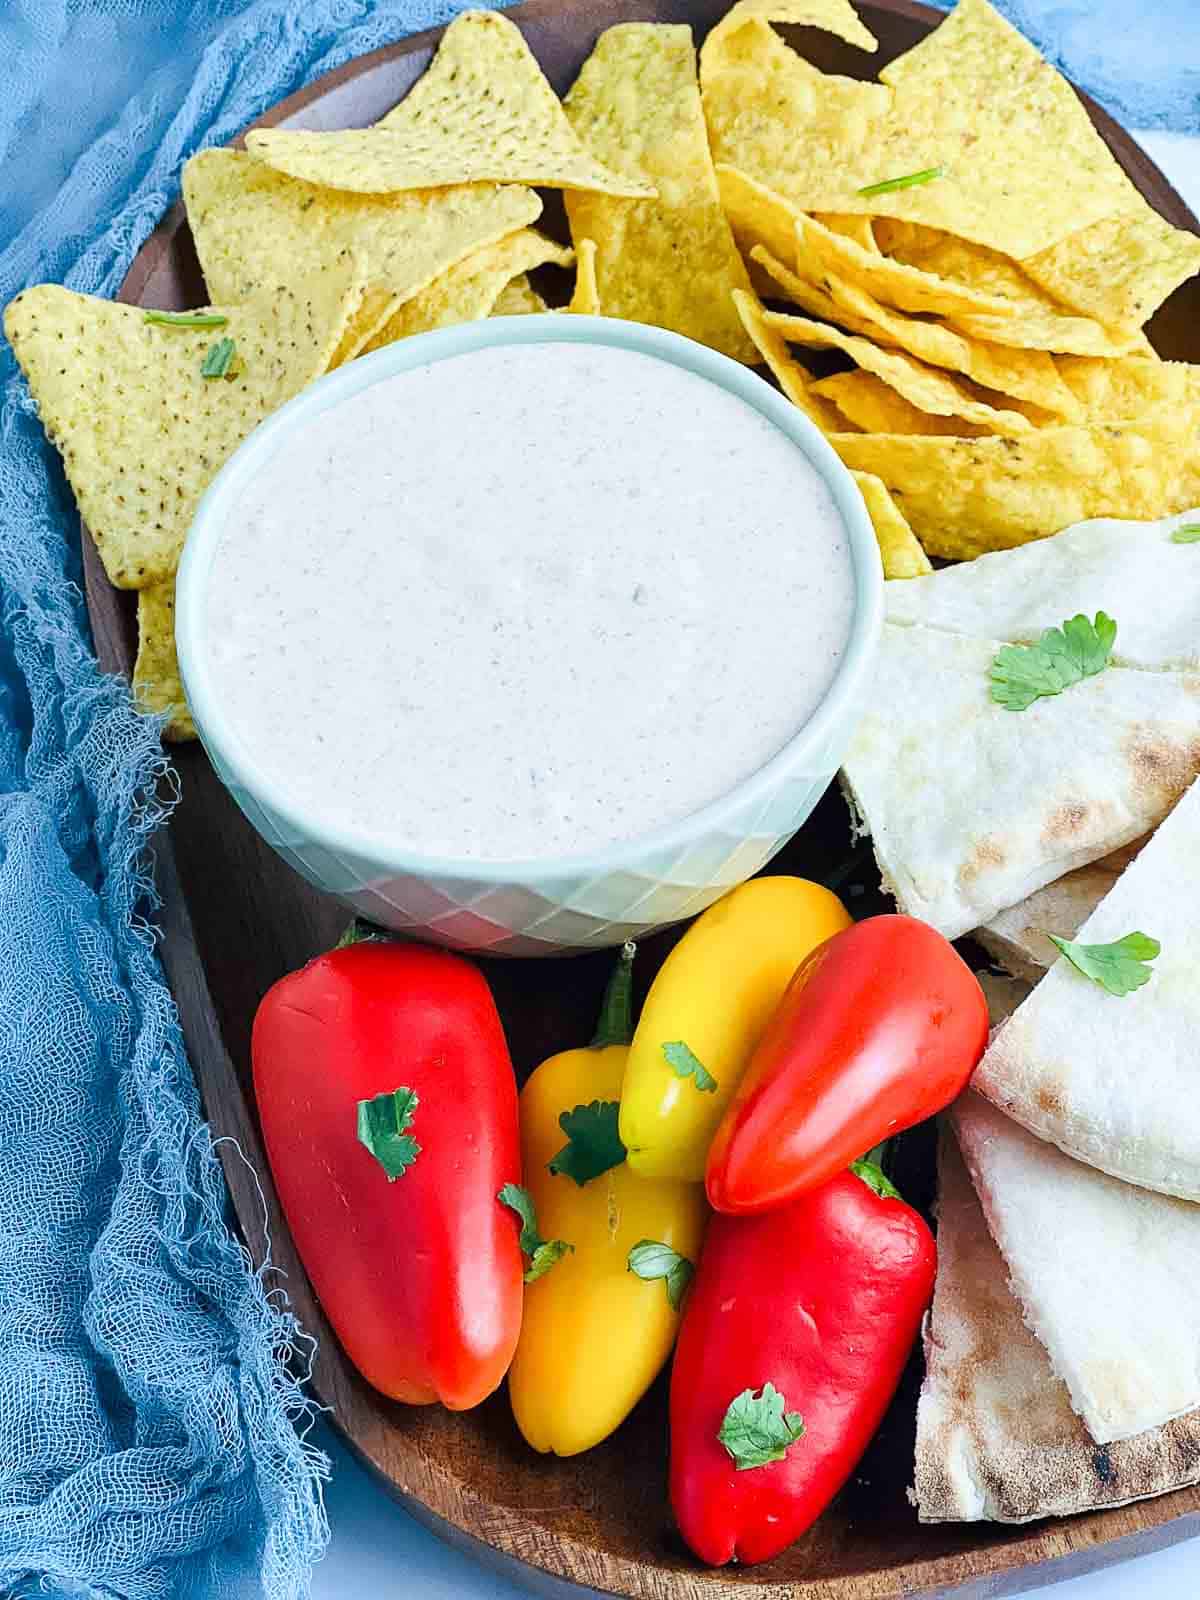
[[618, 876, 851, 1182], [507, 944, 707, 1457]]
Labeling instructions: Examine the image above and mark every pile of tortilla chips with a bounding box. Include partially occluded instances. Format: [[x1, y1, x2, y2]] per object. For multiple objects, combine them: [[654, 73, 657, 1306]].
[[6, 0, 1200, 739]]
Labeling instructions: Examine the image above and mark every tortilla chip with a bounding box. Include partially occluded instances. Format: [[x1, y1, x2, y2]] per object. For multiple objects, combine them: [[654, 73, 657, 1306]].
[[794, 211, 1017, 320], [829, 412, 1200, 559], [569, 239, 601, 315], [731, 289, 848, 431], [852, 470, 931, 578], [814, 212, 878, 252], [363, 229, 572, 349], [245, 12, 653, 198], [751, 244, 1081, 420], [490, 274, 549, 315], [870, 217, 1142, 358], [1022, 205, 1200, 328], [814, 371, 987, 436], [948, 305, 1144, 358], [1056, 355, 1200, 419], [702, 0, 878, 65], [183, 148, 542, 342], [328, 289, 406, 367], [5, 255, 366, 589], [761, 308, 1034, 435], [704, 0, 1134, 259], [133, 581, 194, 742], [563, 24, 756, 362]]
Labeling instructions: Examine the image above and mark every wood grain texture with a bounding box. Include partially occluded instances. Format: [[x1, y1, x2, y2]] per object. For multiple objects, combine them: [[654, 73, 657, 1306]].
[[79, 1, 1200, 1593]]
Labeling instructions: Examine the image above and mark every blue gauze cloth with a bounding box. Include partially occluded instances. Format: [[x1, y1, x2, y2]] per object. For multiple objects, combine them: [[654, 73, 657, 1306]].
[[0, 1, 1193, 1598], [0, 3, 497, 1598]]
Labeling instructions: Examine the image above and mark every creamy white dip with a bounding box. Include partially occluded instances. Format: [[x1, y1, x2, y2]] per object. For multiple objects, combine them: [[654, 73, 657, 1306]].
[[204, 341, 855, 861]]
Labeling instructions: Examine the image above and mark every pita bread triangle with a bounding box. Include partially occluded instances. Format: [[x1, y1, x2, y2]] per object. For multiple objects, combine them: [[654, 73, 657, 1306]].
[[950, 1093, 1200, 1444], [842, 508, 1200, 938], [975, 774, 1200, 1199], [914, 1123, 1200, 1522]]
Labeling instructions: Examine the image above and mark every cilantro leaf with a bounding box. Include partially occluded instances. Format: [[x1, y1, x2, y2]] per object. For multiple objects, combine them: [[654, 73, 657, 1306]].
[[857, 165, 943, 197], [201, 337, 237, 379], [498, 1183, 573, 1283], [356, 1087, 421, 1180], [627, 1239, 694, 1310], [1171, 524, 1200, 544], [1046, 930, 1160, 997], [662, 1039, 718, 1093], [143, 309, 228, 328], [718, 1383, 806, 1471], [990, 612, 1117, 712], [548, 1100, 626, 1186]]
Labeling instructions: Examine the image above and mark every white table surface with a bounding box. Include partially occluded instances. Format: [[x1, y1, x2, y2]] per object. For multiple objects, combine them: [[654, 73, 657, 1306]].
[[309, 128, 1200, 1600]]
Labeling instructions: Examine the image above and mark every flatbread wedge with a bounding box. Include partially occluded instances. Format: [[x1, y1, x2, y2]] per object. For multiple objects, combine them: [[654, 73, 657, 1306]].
[[975, 775, 1200, 1200], [976, 839, 1147, 982], [840, 622, 1200, 940], [951, 1094, 1200, 1443], [914, 1125, 1200, 1521]]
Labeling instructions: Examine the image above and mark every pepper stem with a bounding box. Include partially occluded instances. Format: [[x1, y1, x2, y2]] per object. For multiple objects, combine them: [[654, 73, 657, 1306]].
[[850, 1138, 904, 1202], [336, 917, 389, 949], [591, 941, 637, 1048]]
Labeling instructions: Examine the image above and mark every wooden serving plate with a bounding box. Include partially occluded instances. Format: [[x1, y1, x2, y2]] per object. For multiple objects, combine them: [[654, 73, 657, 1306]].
[[82, 2, 1200, 1594]]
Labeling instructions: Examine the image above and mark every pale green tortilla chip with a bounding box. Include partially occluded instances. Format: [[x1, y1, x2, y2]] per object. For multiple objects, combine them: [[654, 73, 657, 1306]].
[[246, 12, 654, 197], [490, 274, 549, 316], [829, 412, 1200, 559], [5, 255, 366, 589], [852, 470, 932, 578], [563, 23, 756, 362], [731, 289, 848, 431], [363, 229, 572, 348], [183, 148, 543, 343], [814, 370, 988, 436], [133, 580, 194, 742], [1021, 206, 1200, 328], [703, 0, 1135, 259], [761, 307, 1034, 435]]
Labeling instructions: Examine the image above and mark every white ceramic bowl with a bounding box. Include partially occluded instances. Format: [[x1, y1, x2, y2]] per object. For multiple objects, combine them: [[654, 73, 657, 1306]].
[[176, 315, 882, 956]]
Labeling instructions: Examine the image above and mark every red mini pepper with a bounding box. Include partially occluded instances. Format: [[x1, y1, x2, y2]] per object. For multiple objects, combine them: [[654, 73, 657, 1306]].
[[706, 915, 987, 1214], [252, 939, 524, 1409], [669, 1162, 936, 1566]]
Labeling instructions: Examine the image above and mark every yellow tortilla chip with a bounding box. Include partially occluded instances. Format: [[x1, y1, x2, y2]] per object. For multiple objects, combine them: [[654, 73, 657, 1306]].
[[814, 370, 988, 436], [814, 212, 878, 253], [852, 470, 932, 578], [1056, 355, 1200, 420], [731, 290, 848, 432], [4, 254, 365, 589], [490, 274, 549, 316], [761, 307, 1034, 435], [829, 411, 1200, 559], [133, 581, 194, 742], [703, 0, 1134, 259], [1021, 206, 1200, 328], [753, 240, 1081, 416], [569, 239, 601, 315], [328, 289, 406, 367], [794, 211, 1016, 320], [948, 303, 1145, 358], [702, 0, 878, 63], [563, 23, 755, 362], [363, 230, 572, 349], [870, 217, 1142, 357], [245, 12, 653, 198], [183, 148, 542, 342]]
